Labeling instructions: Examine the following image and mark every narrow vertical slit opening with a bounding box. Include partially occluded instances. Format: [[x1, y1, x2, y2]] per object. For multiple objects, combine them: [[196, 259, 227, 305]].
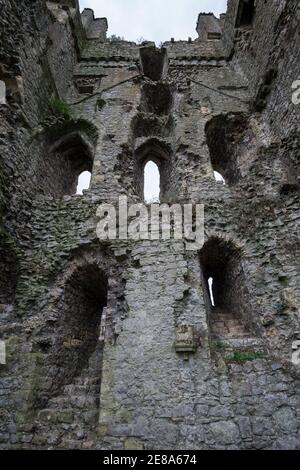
[[200, 238, 255, 338], [144, 160, 160, 203], [208, 277, 215, 307]]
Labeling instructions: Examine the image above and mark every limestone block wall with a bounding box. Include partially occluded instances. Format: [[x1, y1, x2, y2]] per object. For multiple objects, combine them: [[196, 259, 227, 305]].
[[223, 0, 300, 138], [0, 0, 299, 450]]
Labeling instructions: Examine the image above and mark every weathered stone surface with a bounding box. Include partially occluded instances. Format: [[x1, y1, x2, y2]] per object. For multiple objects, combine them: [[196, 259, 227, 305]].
[[0, 0, 299, 451], [209, 421, 241, 445]]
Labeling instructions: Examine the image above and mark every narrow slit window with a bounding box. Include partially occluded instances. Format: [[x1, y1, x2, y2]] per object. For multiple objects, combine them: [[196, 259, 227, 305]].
[[76, 171, 91, 195], [144, 161, 160, 203], [214, 171, 225, 185], [208, 277, 215, 307], [200, 238, 255, 338]]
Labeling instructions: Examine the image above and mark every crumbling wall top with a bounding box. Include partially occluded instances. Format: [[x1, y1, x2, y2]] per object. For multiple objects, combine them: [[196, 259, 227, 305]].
[[81, 8, 108, 41], [196, 12, 222, 41]]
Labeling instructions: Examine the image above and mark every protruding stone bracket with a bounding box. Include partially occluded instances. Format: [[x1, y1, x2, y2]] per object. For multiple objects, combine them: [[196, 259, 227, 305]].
[[174, 325, 197, 360], [75, 76, 101, 95]]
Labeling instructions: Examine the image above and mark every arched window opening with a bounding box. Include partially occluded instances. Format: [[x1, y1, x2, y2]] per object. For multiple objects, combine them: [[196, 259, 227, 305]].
[[200, 238, 254, 338], [236, 0, 255, 28], [144, 160, 160, 203], [76, 171, 92, 195], [205, 114, 248, 186], [134, 139, 173, 202], [44, 131, 94, 197], [213, 171, 225, 185]]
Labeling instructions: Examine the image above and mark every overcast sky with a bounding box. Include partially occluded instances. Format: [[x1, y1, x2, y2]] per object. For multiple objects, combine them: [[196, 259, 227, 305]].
[[79, 0, 228, 43]]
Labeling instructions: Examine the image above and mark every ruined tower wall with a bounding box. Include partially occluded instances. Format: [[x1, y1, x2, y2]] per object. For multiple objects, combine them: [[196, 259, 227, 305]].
[[0, 0, 85, 234], [0, 0, 299, 450], [223, 0, 300, 139], [0, 0, 95, 447]]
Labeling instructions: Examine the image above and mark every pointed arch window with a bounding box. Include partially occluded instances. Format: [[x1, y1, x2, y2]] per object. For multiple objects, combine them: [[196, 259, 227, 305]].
[[144, 160, 160, 203], [134, 138, 173, 202]]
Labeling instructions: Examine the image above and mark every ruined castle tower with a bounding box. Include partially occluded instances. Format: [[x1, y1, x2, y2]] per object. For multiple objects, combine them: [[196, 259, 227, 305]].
[[0, 0, 299, 450]]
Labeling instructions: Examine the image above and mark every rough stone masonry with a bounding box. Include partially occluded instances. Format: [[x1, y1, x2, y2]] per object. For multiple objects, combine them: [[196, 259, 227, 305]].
[[0, 0, 299, 450]]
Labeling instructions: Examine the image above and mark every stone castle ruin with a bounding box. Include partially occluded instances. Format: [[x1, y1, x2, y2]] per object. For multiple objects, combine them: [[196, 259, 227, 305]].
[[0, 0, 299, 449]]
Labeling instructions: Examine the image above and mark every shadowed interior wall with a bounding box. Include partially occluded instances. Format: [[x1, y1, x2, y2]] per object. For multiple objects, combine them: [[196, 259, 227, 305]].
[[200, 238, 256, 336]]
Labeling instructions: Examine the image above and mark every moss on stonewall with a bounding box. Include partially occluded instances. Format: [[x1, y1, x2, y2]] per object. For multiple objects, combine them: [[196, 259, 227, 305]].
[[30, 110, 98, 146], [16, 352, 45, 424], [226, 350, 265, 363], [48, 97, 71, 119]]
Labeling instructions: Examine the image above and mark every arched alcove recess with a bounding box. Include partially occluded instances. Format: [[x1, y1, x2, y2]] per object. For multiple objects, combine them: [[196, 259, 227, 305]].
[[25, 248, 128, 429], [134, 138, 173, 201], [44, 131, 94, 197], [35, 120, 98, 198], [205, 113, 248, 186], [199, 237, 255, 338], [41, 262, 108, 403]]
